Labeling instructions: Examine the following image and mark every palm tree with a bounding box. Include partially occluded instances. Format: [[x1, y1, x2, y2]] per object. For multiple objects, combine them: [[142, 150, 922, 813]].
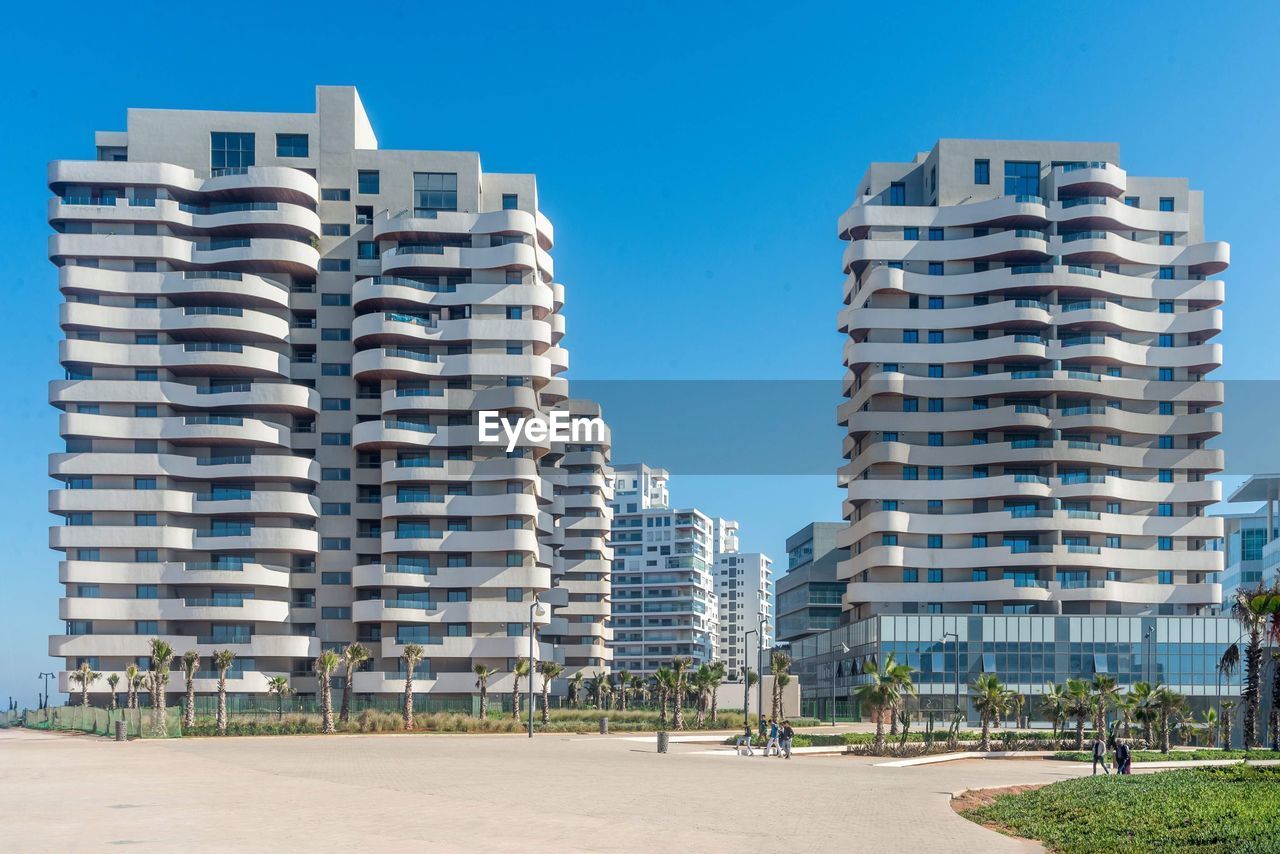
[[401, 644, 425, 730], [707, 661, 726, 724], [1041, 682, 1068, 739], [970, 674, 1011, 752], [1115, 691, 1138, 741], [854, 653, 913, 754], [266, 675, 291, 721], [473, 665, 496, 720], [1091, 674, 1120, 739], [1065, 678, 1091, 750], [769, 651, 791, 722], [1221, 700, 1236, 749], [124, 663, 140, 710], [147, 638, 174, 736], [181, 650, 200, 730], [1130, 681, 1157, 747], [212, 649, 236, 735], [653, 667, 675, 729], [338, 642, 370, 725], [106, 673, 119, 711], [1152, 685, 1187, 753], [511, 658, 530, 719], [1200, 707, 1219, 748], [614, 669, 631, 712], [538, 660, 563, 725], [671, 657, 692, 730], [568, 672, 584, 708], [70, 662, 99, 707], [1231, 585, 1280, 750], [691, 664, 712, 727], [1270, 649, 1280, 752], [314, 650, 341, 734]]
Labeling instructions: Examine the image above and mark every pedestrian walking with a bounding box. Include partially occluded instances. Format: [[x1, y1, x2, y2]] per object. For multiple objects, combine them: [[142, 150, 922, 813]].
[[736, 722, 754, 757], [781, 721, 794, 759], [1115, 740, 1131, 775], [766, 718, 781, 757], [1091, 735, 1110, 775]]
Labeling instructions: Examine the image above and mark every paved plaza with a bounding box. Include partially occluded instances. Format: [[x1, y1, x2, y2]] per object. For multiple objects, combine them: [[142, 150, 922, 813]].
[[0, 727, 1099, 852]]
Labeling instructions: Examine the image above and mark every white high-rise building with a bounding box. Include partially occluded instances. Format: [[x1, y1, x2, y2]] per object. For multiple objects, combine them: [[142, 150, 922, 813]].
[[48, 86, 612, 705], [713, 549, 773, 680], [837, 140, 1227, 619]]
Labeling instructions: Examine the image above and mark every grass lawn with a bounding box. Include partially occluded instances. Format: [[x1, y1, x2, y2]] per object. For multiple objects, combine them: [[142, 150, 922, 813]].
[[961, 766, 1280, 853], [1051, 749, 1280, 763]]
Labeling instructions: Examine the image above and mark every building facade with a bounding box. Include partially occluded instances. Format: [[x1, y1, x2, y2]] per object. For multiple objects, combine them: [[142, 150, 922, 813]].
[[838, 139, 1227, 620], [714, 550, 773, 680], [608, 464, 719, 673], [48, 86, 612, 705], [1221, 475, 1280, 604], [776, 522, 848, 644]]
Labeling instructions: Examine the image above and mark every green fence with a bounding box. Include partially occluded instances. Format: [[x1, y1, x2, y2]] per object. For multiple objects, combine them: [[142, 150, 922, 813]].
[[0, 709, 19, 728], [22, 705, 182, 738]]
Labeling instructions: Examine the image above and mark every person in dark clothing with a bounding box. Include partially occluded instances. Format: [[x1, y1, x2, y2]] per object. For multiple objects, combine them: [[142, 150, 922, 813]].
[[781, 721, 795, 759], [1091, 736, 1110, 775], [1115, 740, 1132, 775]]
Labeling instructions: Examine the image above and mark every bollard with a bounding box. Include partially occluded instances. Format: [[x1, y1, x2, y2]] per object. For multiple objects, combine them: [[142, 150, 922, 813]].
[[657, 731, 669, 753], [114, 720, 126, 742], [599, 717, 609, 735]]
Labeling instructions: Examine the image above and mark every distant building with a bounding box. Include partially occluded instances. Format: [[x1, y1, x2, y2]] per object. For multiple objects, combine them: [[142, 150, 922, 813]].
[[776, 522, 848, 644], [1222, 475, 1280, 603]]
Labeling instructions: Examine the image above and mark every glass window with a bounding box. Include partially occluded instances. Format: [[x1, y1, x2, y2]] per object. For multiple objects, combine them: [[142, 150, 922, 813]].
[[1003, 161, 1039, 196], [276, 134, 308, 157], [1159, 267, 1175, 280], [928, 262, 944, 276], [211, 132, 255, 170], [902, 398, 918, 413], [903, 227, 919, 240], [358, 170, 380, 194], [414, 172, 458, 213], [888, 182, 905, 206], [902, 568, 918, 583], [1158, 570, 1173, 584], [357, 241, 378, 260], [1124, 196, 1140, 207], [928, 227, 943, 241], [1159, 197, 1174, 212], [927, 568, 942, 583], [321, 188, 351, 201], [974, 159, 990, 185], [502, 194, 518, 210], [972, 569, 988, 581], [1160, 232, 1174, 246], [902, 330, 918, 343]]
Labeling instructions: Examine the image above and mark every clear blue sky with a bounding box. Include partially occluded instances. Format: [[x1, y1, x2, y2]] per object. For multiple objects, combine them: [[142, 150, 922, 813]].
[[1, 1, 1276, 705]]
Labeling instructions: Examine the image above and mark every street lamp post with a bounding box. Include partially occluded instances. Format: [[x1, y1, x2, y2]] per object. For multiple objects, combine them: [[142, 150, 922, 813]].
[[1142, 626, 1156, 684], [756, 616, 766, 736], [37, 672, 55, 710], [830, 642, 850, 725], [941, 632, 960, 721], [743, 628, 757, 732], [528, 597, 545, 739]]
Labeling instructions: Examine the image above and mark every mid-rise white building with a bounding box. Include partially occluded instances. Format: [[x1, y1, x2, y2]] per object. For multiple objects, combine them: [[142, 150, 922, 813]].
[[713, 550, 773, 680], [48, 86, 612, 706]]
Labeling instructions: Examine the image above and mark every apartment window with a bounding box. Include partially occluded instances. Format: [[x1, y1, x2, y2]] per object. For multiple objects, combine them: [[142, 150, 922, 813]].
[[321, 468, 351, 481], [1158, 503, 1173, 517], [928, 227, 943, 241], [1158, 368, 1174, 381], [1003, 161, 1039, 195], [210, 132, 255, 170], [1124, 196, 1140, 207], [321, 503, 350, 516], [974, 159, 990, 184], [355, 206, 373, 224], [902, 330, 918, 344], [1158, 537, 1173, 551], [973, 398, 988, 410], [506, 552, 523, 567], [321, 188, 351, 201], [135, 405, 157, 418], [136, 584, 159, 599], [1159, 436, 1174, 449], [972, 535, 987, 548], [321, 607, 351, 620], [502, 193, 518, 210], [1159, 267, 1175, 280], [1160, 232, 1174, 246], [1158, 570, 1174, 584], [928, 432, 943, 446], [322, 293, 351, 306], [972, 569, 988, 581], [882, 499, 898, 511], [414, 172, 458, 213], [883, 363, 899, 373], [506, 306, 524, 320], [1159, 469, 1173, 483], [902, 466, 918, 481], [1159, 197, 1174, 212], [928, 296, 944, 310], [928, 262, 943, 276], [928, 466, 943, 481], [322, 362, 351, 376], [928, 364, 943, 379], [887, 182, 905, 206], [136, 549, 158, 562], [320, 259, 350, 272], [321, 398, 351, 411], [322, 223, 350, 236], [322, 572, 352, 585], [135, 369, 157, 381], [321, 328, 351, 341], [135, 621, 159, 635], [903, 227, 919, 241], [1159, 401, 1173, 415], [928, 330, 943, 344], [321, 537, 351, 550], [357, 241, 378, 260], [358, 170, 380, 194], [887, 261, 903, 270], [902, 568, 918, 583], [928, 398, 943, 412], [276, 134, 308, 157], [134, 513, 157, 527], [1158, 334, 1174, 348], [927, 534, 942, 548], [321, 433, 351, 446], [1159, 301, 1174, 314], [927, 569, 943, 583], [902, 398, 918, 413]]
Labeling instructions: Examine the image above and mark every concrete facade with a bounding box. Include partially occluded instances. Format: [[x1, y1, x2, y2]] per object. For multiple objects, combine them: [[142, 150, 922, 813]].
[[776, 521, 848, 644], [48, 86, 612, 703]]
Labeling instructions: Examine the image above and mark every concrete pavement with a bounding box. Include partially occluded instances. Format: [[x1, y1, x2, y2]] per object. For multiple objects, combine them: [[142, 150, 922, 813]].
[[0, 727, 1095, 853]]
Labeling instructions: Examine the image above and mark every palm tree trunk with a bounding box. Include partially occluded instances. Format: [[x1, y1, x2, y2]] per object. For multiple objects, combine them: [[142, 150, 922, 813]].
[[512, 676, 521, 720], [1075, 715, 1085, 751], [874, 713, 885, 754], [339, 666, 353, 724], [217, 676, 227, 735], [479, 686, 488, 720], [403, 674, 415, 730], [1269, 655, 1280, 750], [151, 675, 166, 737], [321, 680, 335, 734], [674, 687, 685, 731], [277, 694, 284, 721], [980, 713, 991, 752], [541, 681, 551, 726], [81, 684, 89, 707], [1244, 631, 1262, 750], [184, 675, 196, 730], [710, 690, 718, 725]]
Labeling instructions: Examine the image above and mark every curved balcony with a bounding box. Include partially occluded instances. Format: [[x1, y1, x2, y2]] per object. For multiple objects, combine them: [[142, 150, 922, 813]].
[[1051, 303, 1221, 337], [59, 558, 293, 587], [49, 632, 317, 660], [379, 528, 541, 556], [49, 233, 320, 277], [841, 300, 1050, 336], [50, 378, 318, 415], [843, 509, 1223, 547], [48, 161, 320, 207], [380, 455, 540, 486], [1051, 197, 1188, 233], [1050, 162, 1127, 197], [50, 523, 320, 555], [60, 339, 290, 378], [351, 276, 555, 313], [379, 384, 541, 417], [1047, 338, 1221, 373], [843, 333, 1048, 372], [50, 451, 318, 484], [351, 348, 551, 383], [380, 242, 539, 276], [50, 488, 318, 519], [59, 266, 291, 309], [59, 595, 291, 623], [380, 492, 539, 519], [844, 542, 1221, 579], [838, 195, 1050, 239], [842, 229, 1050, 273], [49, 197, 320, 241], [373, 208, 540, 242], [61, 302, 290, 344], [59, 411, 290, 448]]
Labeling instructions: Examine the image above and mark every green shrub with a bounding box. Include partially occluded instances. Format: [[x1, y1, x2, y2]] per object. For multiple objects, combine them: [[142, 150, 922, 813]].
[[1051, 749, 1280, 763], [962, 766, 1280, 852]]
